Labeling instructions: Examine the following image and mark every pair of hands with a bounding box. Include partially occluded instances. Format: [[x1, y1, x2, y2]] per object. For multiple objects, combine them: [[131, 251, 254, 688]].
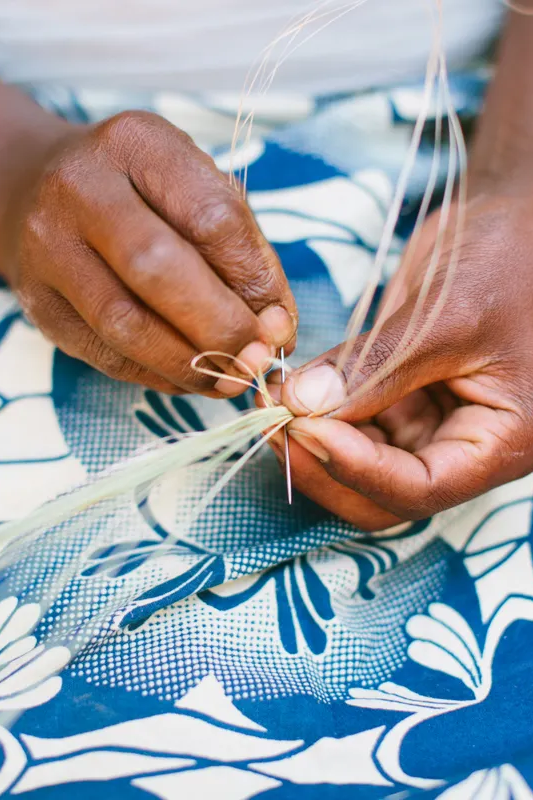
[[6, 111, 533, 529]]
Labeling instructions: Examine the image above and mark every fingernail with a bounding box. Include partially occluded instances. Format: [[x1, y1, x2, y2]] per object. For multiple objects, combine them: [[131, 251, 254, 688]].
[[289, 430, 329, 463], [237, 341, 273, 374], [259, 306, 294, 347], [214, 377, 246, 397], [292, 365, 346, 414]]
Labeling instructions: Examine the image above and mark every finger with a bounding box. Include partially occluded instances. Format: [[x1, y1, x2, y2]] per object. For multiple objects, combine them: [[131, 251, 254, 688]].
[[37, 238, 221, 395], [287, 407, 523, 518], [279, 286, 478, 421], [29, 286, 181, 393], [102, 113, 298, 349], [268, 435, 401, 531], [75, 179, 275, 381]]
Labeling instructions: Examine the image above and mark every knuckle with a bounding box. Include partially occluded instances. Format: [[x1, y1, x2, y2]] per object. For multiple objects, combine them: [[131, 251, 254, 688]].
[[49, 157, 83, 195], [127, 236, 177, 284], [17, 283, 48, 328], [21, 180, 65, 250], [241, 256, 281, 305], [217, 319, 257, 354], [363, 334, 398, 374], [192, 194, 247, 245], [346, 333, 399, 386], [17, 289, 40, 327], [98, 111, 143, 145], [23, 207, 49, 245], [428, 484, 465, 514], [96, 111, 151, 165], [96, 298, 146, 346], [86, 335, 131, 379], [97, 111, 189, 165]]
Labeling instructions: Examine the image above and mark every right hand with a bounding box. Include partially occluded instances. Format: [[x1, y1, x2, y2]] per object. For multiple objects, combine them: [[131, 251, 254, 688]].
[[4, 111, 297, 394]]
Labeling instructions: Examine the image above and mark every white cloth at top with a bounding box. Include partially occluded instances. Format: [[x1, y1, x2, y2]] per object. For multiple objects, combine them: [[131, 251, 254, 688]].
[[0, 0, 503, 95]]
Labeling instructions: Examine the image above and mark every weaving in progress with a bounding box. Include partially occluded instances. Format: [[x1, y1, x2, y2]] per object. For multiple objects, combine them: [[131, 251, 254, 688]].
[[2, 1, 533, 798]]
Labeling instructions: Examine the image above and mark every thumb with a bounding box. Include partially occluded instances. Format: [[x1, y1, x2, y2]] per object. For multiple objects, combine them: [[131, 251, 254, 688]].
[[280, 297, 467, 421]]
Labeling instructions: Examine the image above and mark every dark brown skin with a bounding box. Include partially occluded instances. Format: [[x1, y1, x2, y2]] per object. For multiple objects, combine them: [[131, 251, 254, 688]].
[[266, 5, 533, 529], [0, 89, 297, 395]]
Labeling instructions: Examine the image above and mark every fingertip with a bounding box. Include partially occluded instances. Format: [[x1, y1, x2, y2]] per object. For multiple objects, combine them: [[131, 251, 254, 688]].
[[213, 376, 249, 397], [281, 365, 347, 416], [258, 305, 296, 349], [236, 341, 273, 375], [289, 417, 376, 464], [288, 429, 330, 463]]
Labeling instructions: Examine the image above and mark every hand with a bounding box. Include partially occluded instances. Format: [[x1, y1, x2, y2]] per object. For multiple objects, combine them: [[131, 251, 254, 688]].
[[3, 111, 296, 394], [269, 190, 533, 530]]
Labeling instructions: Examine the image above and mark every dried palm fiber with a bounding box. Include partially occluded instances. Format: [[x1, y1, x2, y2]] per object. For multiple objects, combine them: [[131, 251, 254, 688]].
[[0, 0, 466, 558]]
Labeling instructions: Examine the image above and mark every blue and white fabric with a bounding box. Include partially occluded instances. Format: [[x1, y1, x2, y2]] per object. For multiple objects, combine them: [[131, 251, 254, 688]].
[[2, 74, 533, 800]]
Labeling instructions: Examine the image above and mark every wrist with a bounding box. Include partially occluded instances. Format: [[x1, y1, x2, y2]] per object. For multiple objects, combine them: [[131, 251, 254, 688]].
[[468, 4, 533, 197], [468, 124, 533, 198]]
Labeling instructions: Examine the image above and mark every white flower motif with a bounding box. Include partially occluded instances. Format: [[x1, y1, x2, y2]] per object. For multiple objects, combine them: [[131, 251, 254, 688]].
[[406, 603, 485, 699], [13, 673, 302, 797], [0, 596, 70, 796], [0, 596, 70, 710], [437, 765, 533, 800], [347, 597, 533, 791], [348, 681, 462, 715], [439, 479, 533, 623], [406, 599, 533, 702]]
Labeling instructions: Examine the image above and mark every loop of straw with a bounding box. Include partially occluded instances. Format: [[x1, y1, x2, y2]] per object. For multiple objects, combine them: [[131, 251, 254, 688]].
[[231, 0, 371, 194], [191, 351, 290, 409], [191, 351, 263, 391]]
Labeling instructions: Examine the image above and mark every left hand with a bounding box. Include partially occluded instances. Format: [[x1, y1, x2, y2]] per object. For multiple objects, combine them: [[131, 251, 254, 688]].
[[267, 190, 533, 530]]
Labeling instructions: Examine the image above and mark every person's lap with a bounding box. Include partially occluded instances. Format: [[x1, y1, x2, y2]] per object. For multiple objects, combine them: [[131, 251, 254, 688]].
[[0, 77, 532, 798]]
